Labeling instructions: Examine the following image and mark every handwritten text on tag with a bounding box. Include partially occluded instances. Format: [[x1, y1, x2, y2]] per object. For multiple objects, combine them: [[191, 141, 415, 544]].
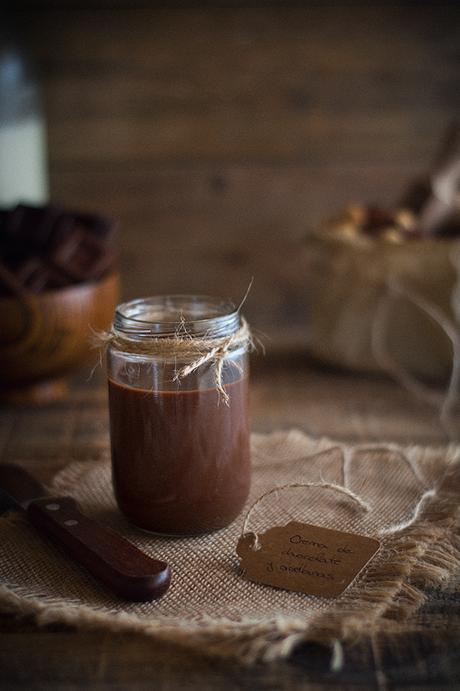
[[237, 521, 380, 598]]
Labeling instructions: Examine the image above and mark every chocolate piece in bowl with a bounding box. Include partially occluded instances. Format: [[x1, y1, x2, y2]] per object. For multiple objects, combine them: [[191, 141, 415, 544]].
[[0, 261, 25, 297], [15, 258, 69, 293], [15, 204, 63, 252], [0, 205, 60, 268], [50, 226, 116, 282], [73, 211, 118, 241], [0, 206, 28, 264], [0, 203, 118, 283], [51, 210, 118, 251]]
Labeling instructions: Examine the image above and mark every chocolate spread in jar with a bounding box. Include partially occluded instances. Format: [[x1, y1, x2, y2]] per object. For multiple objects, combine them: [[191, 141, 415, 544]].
[[108, 376, 250, 535]]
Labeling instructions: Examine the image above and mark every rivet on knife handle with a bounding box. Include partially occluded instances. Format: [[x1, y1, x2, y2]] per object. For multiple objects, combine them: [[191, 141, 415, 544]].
[[27, 496, 171, 601]]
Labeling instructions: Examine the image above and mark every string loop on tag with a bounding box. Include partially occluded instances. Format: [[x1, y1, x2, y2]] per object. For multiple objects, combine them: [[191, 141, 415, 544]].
[[242, 443, 441, 545], [372, 275, 460, 441], [241, 480, 371, 550]]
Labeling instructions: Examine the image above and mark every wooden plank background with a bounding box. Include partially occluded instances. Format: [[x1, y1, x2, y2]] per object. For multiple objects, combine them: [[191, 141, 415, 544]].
[[12, 3, 460, 346]]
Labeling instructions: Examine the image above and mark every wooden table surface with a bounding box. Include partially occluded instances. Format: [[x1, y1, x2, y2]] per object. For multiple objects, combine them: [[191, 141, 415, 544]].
[[0, 356, 459, 690]]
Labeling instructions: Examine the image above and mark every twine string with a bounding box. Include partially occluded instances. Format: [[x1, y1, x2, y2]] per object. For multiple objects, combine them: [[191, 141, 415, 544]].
[[241, 479, 371, 550], [94, 317, 253, 405], [372, 275, 460, 440], [241, 444, 436, 548]]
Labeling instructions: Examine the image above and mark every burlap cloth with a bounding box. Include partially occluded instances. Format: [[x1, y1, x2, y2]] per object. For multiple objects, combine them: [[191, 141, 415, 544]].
[[1, 430, 459, 664]]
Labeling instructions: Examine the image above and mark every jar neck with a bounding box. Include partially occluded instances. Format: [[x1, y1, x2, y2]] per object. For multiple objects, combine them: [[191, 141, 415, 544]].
[[113, 295, 241, 339]]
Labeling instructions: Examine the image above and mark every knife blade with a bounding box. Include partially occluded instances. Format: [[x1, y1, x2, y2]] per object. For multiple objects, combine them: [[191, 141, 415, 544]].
[[0, 464, 171, 602]]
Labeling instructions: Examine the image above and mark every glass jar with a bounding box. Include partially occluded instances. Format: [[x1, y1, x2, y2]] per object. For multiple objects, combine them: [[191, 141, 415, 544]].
[[107, 295, 251, 536]]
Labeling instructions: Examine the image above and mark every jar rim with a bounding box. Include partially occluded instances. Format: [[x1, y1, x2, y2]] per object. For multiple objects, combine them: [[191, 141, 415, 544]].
[[114, 294, 241, 338]]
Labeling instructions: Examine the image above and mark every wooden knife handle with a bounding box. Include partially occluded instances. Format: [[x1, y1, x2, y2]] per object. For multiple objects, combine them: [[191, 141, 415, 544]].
[[27, 496, 171, 601]]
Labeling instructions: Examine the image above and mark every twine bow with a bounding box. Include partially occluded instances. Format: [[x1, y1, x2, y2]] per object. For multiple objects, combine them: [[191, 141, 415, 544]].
[[95, 317, 253, 405]]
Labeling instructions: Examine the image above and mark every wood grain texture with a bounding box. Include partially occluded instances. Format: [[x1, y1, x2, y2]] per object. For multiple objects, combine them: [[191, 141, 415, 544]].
[[8, 4, 460, 346], [0, 627, 458, 690], [50, 165, 423, 343], [25, 7, 460, 164]]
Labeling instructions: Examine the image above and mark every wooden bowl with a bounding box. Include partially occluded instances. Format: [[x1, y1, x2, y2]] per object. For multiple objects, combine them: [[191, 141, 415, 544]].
[[0, 272, 120, 404]]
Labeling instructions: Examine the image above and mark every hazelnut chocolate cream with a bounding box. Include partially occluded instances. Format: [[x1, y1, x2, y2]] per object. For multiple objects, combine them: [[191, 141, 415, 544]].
[[108, 376, 250, 534], [106, 296, 252, 536]]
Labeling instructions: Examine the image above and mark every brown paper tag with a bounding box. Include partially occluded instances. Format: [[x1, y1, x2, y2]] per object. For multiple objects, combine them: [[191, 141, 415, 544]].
[[237, 521, 380, 598]]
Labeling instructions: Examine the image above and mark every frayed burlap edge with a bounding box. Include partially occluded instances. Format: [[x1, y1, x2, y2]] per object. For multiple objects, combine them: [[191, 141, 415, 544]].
[[0, 431, 459, 665]]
